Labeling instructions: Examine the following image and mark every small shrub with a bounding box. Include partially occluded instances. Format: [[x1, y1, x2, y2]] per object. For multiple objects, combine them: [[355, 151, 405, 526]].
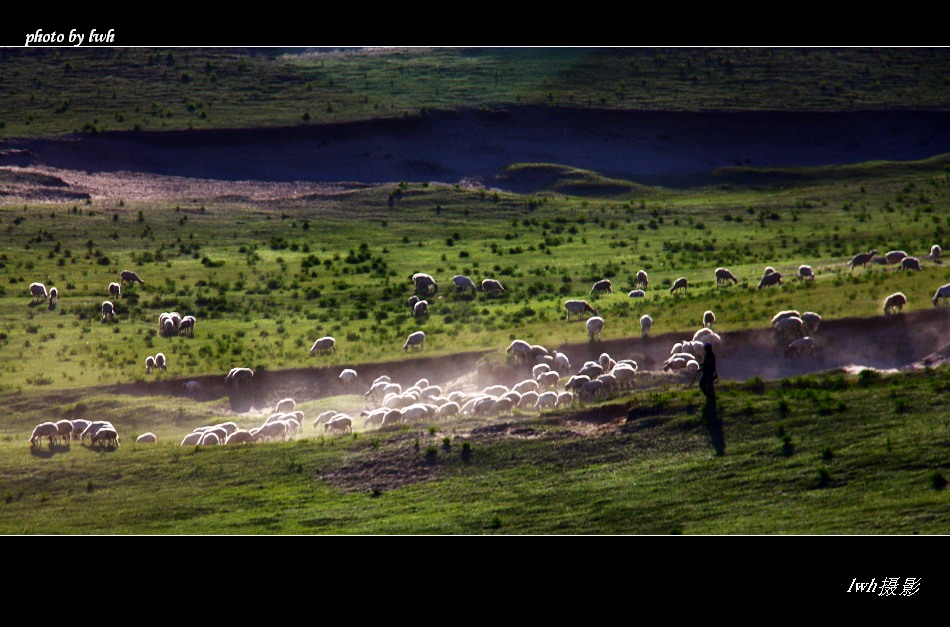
[[461, 441, 472, 462], [816, 467, 832, 488], [820, 447, 834, 462], [777, 399, 790, 418], [489, 516, 502, 530], [442, 436, 451, 451], [424, 446, 438, 464], [932, 472, 947, 490]]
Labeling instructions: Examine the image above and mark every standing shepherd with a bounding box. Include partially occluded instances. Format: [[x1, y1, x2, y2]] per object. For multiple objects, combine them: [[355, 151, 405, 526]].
[[696, 343, 718, 401]]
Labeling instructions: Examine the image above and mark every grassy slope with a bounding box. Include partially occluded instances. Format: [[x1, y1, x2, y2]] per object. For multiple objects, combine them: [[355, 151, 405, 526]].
[[1, 47, 949, 139]]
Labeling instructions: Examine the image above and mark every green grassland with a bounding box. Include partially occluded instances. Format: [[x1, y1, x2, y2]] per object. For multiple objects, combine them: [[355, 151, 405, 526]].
[[2, 47, 950, 138]]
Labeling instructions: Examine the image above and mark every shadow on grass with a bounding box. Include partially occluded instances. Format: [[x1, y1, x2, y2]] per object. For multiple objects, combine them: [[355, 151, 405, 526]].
[[702, 392, 726, 457]]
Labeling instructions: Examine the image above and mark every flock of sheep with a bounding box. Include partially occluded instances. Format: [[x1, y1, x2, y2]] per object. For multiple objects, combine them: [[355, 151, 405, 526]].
[[24, 238, 950, 450]]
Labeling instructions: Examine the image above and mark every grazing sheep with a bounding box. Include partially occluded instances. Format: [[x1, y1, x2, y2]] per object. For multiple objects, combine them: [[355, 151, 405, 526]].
[[339, 368, 359, 386], [225, 430, 254, 445], [703, 310, 716, 328], [481, 278, 505, 296], [403, 331, 426, 351], [407, 294, 420, 310], [636, 270, 649, 289], [120, 270, 145, 285], [180, 432, 203, 446], [145, 355, 156, 374], [452, 274, 477, 295], [47, 287, 58, 306], [80, 421, 115, 444], [564, 299, 598, 321], [669, 277, 688, 294], [715, 268, 739, 286], [928, 244, 941, 261], [763, 266, 776, 276], [178, 315, 196, 335], [55, 420, 73, 445], [154, 352, 167, 372], [412, 300, 429, 317], [101, 300, 116, 321], [640, 314, 653, 338], [30, 422, 59, 448], [532, 363, 552, 378], [771, 310, 802, 327], [71, 419, 91, 441], [412, 273, 438, 296], [798, 265, 815, 281], [884, 250, 908, 265], [225, 367, 253, 389], [29, 282, 48, 303], [197, 431, 220, 446], [159, 313, 175, 337], [513, 379, 540, 395], [325, 416, 353, 434], [774, 316, 805, 340], [757, 272, 783, 289], [662, 356, 690, 372], [109, 282, 121, 299], [553, 351, 572, 375], [556, 391, 574, 407], [848, 249, 878, 271], [933, 282, 950, 306], [900, 256, 922, 272], [801, 312, 822, 335], [92, 428, 120, 448], [883, 292, 907, 315], [785, 336, 816, 358], [275, 398, 296, 413], [435, 402, 460, 420], [136, 432, 157, 444], [590, 279, 612, 295], [586, 316, 605, 342], [536, 391, 558, 411], [628, 289, 646, 298], [310, 336, 336, 354]]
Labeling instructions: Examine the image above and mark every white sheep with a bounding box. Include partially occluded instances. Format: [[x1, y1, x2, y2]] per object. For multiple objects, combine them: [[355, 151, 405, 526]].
[[798, 265, 815, 281], [928, 244, 941, 261], [108, 282, 122, 298], [801, 312, 822, 335], [101, 300, 116, 321], [136, 432, 157, 444], [933, 282, 950, 306], [513, 379, 540, 395], [154, 352, 167, 372], [538, 370, 560, 391], [412, 300, 429, 317], [412, 272, 438, 296], [553, 351, 572, 375], [715, 267, 738, 286], [628, 289, 646, 298], [47, 287, 58, 306], [54, 419, 73, 445], [30, 421, 59, 448], [453, 274, 477, 295], [848, 249, 878, 271], [481, 278, 505, 296], [198, 431, 221, 446], [325, 416, 353, 434], [403, 331, 425, 351], [225, 367, 253, 389], [159, 313, 175, 337], [635, 269, 648, 289], [703, 310, 716, 328], [178, 315, 196, 335], [180, 432, 203, 446], [586, 316, 605, 341], [556, 391, 574, 407], [310, 336, 336, 354], [757, 272, 783, 289], [120, 270, 145, 285], [80, 421, 115, 444], [275, 398, 296, 413], [225, 430, 254, 445], [435, 402, 460, 420], [883, 292, 907, 315], [669, 277, 688, 294], [71, 419, 91, 441], [145, 355, 156, 375], [773, 316, 805, 340], [590, 279, 612, 295], [900, 256, 922, 272], [536, 391, 558, 411], [339, 368, 358, 386], [29, 282, 48, 303], [640, 314, 653, 338], [771, 310, 802, 327], [407, 295, 420, 309], [785, 336, 816, 358], [532, 363, 552, 378], [92, 427, 120, 448], [564, 299, 598, 322], [884, 250, 907, 265]]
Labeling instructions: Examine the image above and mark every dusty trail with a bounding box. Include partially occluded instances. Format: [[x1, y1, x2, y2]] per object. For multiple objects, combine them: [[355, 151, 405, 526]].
[[98, 307, 950, 413]]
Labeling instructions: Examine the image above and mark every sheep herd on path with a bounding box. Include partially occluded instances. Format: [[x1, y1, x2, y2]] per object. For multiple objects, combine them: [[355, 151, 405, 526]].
[[23, 243, 950, 451]]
